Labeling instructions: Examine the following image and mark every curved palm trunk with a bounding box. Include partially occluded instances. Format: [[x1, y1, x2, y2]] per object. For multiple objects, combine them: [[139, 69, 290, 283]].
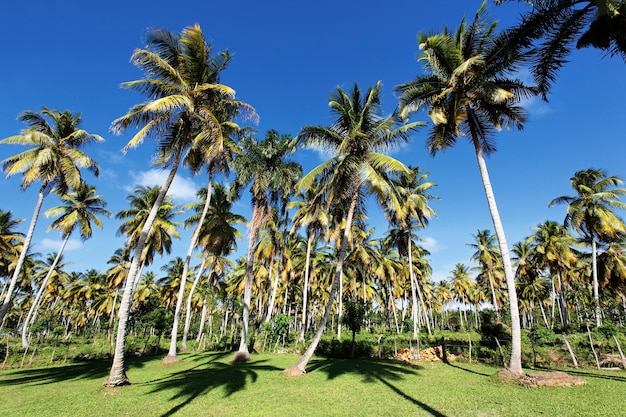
[[285, 193, 358, 375], [182, 259, 207, 350], [233, 203, 263, 361], [474, 144, 523, 375], [591, 238, 602, 327], [487, 271, 500, 319], [165, 181, 213, 361], [407, 237, 419, 338], [104, 151, 182, 387], [21, 234, 70, 347], [265, 255, 281, 324], [298, 230, 314, 341], [0, 186, 46, 324]]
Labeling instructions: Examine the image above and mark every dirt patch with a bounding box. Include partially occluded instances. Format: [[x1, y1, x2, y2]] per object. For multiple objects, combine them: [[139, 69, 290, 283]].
[[283, 364, 306, 377], [519, 371, 586, 388]]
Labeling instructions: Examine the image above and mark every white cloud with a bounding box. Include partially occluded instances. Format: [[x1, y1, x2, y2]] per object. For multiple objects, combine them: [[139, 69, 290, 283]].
[[126, 169, 199, 202], [36, 238, 83, 252], [421, 236, 439, 254]]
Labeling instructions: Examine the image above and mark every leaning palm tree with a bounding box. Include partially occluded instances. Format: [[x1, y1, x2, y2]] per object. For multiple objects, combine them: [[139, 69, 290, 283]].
[[284, 81, 423, 376], [0, 108, 102, 324], [395, 3, 539, 375], [21, 182, 110, 347], [549, 168, 626, 326], [231, 130, 302, 361], [105, 25, 254, 385]]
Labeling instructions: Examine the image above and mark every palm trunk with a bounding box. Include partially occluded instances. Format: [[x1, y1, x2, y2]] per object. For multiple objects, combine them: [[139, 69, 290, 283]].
[[21, 234, 70, 347], [298, 230, 314, 341], [285, 192, 358, 375], [487, 271, 500, 319], [165, 181, 213, 362], [265, 256, 281, 324], [0, 186, 46, 324], [591, 238, 602, 327], [473, 143, 522, 375], [337, 271, 343, 340], [182, 259, 207, 350], [103, 150, 182, 387], [233, 203, 263, 361], [407, 237, 419, 339]]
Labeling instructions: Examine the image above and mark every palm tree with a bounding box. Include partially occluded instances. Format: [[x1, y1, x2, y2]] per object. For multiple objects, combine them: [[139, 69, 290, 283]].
[[527, 220, 578, 330], [384, 167, 437, 337], [469, 229, 502, 318], [231, 130, 302, 361], [495, 0, 626, 96], [289, 185, 330, 341], [0, 108, 102, 324], [104, 23, 254, 386], [549, 168, 626, 326], [0, 210, 24, 280], [285, 81, 422, 375], [395, 3, 539, 375], [180, 183, 244, 349], [21, 182, 110, 347], [449, 263, 475, 329]]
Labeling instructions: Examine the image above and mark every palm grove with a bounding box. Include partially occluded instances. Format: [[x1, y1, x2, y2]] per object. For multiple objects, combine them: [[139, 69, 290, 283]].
[[1, 1, 626, 386]]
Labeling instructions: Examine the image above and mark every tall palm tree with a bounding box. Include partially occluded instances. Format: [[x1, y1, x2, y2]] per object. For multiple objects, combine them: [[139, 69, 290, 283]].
[[21, 182, 110, 347], [180, 183, 244, 349], [495, 0, 626, 96], [384, 167, 437, 337], [0, 108, 102, 324], [549, 168, 626, 326], [231, 130, 302, 361], [449, 263, 475, 329], [469, 229, 502, 318], [104, 23, 254, 386], [285, 81, 422, 375], [395, 3, 539, 375]]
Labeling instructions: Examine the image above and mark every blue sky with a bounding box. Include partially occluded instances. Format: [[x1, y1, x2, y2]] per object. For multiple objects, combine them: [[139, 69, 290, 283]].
[[1, 0, 625, 284]]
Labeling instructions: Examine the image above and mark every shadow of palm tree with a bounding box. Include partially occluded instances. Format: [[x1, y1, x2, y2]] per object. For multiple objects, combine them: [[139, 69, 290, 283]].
[[0, 355, 150, 386], [309, 358, 447, 417], [143, 356, 282, 417], [444, 362, 493, 377], [536, 366, 626, 383]]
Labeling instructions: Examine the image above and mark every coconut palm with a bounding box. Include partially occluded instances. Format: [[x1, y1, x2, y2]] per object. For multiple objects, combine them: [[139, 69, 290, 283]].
[[231, 129, 302, 361], [495, 0, 626, 96], [180, 183, 244, 349], [469, 229, 503, 318], [449, 263, 475, 329], [527, 220, 579, 330], [384, 166, 437, 337], [104, 23, 255, 386], [21, 182, 110, 347], [549, 168, 626, 326], [0, 108, 102, 324], [395, 3, 539, 375], [285, 81, 422, 375]]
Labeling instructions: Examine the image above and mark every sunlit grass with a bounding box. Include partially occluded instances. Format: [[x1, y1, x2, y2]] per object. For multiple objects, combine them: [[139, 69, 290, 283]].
[[1, 352, 625, 416]]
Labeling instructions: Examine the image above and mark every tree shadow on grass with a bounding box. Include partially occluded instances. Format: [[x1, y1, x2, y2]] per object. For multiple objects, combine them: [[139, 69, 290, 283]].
[[0, 355, 150, 386], [309, 358, 447, 417], [142, 356, 282, 417], [535, 366, 626, 383], [444, 362, 493, 377]]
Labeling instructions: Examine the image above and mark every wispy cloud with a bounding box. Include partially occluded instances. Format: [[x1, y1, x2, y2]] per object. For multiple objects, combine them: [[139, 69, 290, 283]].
[[36, 238, 83, 252], [126, 169, 199, 202]]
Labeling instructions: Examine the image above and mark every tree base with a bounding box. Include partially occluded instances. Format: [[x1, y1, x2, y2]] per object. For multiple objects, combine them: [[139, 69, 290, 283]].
[[231, 351, 250, 362], [102, 375, 130, 387], [283, 364, 306, 377], [162, 354, 180, 365]]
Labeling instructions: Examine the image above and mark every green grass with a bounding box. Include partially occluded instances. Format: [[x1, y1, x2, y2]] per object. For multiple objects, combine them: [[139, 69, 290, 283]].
[[1, 352, 625, 417]]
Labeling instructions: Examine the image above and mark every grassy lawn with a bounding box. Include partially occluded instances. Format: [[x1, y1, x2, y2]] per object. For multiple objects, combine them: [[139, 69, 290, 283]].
[[1, 352, 625, 417]]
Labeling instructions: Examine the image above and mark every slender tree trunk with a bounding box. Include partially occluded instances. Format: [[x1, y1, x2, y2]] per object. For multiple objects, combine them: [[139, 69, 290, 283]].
[[196, 297, 208, 343], [473, 144, 522, 375], [591, 238, 602, 327], [265, 257, 281, 324], [557, 273, 568, 331], [407, 237, 419, 339], [536, 293, 550, 328], [337, 271, 343, 340], [298, 231, 314, 341], [182, 259, 207, 350], [165, 181, 213, 362], [285, 193, 358, 375], [21, 234, 70, 348], [0, 186, 46, 324], [103, 151, 182, 387], [233, 203, 263, 361], [487, 271, 500, 319]]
